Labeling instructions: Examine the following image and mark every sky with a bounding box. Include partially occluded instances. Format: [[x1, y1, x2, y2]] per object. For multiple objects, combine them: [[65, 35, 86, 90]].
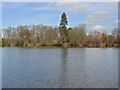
[[2, 2, 118, 33]]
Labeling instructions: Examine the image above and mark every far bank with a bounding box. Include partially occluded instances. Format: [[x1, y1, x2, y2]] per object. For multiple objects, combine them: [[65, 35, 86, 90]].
[[2, 42, 119, 48]]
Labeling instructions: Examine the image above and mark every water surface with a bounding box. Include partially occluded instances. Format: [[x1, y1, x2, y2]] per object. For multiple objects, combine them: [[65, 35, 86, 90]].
[[2, 47, 118, 88]]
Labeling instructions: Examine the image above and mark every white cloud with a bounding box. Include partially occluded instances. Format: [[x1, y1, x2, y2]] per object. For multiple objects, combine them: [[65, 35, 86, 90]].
[[85, 11, 111, 26], [27, 7, 54, 11], [55, 2, 88, 13], [113, 20, 120, 26], [68, 4, 88, 13], [91, 25, 110, 33], [108, 2, 118, 8], [84, 21, 95, 26], [87, 11, 111, 22], [92, 25, 104, 31]]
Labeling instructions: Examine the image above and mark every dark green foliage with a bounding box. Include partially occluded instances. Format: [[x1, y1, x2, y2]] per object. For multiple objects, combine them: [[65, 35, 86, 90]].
[[116, 35, 120, 45], [59, 12, 68, 36], [60, 12, 68, 26], [15, 41, 20, 47], [2, 38, 6, 47], [52, 43, 63, 46], [15, 41, 24, 47], [59, 12, 69, 43], [20, 41, 24, 47]]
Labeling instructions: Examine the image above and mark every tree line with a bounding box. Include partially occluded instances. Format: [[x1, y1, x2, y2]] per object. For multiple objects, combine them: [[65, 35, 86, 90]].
[[2, 24, 119, 47], [2, 12, 120, 47]]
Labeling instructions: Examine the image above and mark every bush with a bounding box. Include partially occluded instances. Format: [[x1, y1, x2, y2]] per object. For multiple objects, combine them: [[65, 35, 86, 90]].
[[52, 43, 63, 46], [16, 41, 20, 47], [20, 41, 24, 47], [2, 38, 6, 47]]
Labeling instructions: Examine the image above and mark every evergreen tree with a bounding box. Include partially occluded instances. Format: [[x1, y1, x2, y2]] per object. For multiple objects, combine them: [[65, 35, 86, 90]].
[[59, 12, 68, 43], [59, 12, 68, 35]]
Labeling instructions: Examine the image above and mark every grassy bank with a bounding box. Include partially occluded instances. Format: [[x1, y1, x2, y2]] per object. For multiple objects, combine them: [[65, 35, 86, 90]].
[[2, 42, 119, 48]]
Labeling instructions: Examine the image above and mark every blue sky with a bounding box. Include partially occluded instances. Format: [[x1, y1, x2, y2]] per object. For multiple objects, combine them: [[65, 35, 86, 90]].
[[2, 2, 118, 33]]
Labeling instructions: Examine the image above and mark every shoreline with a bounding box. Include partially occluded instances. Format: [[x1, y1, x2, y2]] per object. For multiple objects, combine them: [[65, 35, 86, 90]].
[[2, 42, 119, 48], [2, 46, 119, 48]]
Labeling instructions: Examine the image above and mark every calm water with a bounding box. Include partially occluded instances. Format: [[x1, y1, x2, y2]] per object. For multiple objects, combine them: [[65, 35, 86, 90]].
[[2, 47, 118, 88]]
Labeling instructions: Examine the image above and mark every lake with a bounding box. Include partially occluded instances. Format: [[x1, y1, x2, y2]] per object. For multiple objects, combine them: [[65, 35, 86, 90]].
[[2, 47, 118, 88]]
